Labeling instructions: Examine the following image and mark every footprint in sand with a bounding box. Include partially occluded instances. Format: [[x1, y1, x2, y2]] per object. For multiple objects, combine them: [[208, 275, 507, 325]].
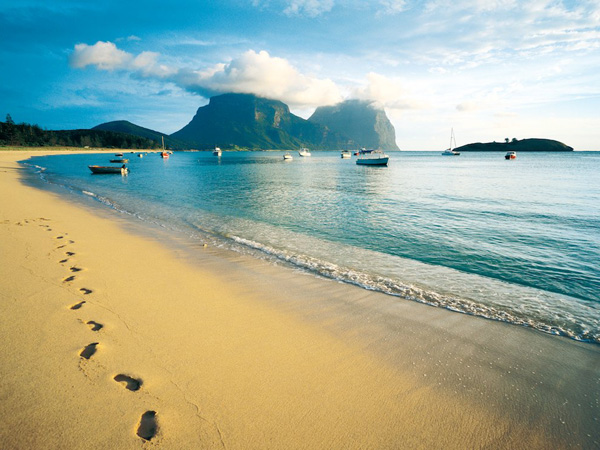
[[86, 321, 103, 331], [69, 267, 83, 273], [59, 258, 69, 264], [70, 301, 86, 310], [114, 374, 143, 391], [56, 244, 66, 249], [63, 275, 76, 283], [80, 288, 93, 295], [55, 236, 64, 240], [79, 342, 98, 360], [137, 411, 158, 441], [66, 251, 76, 256]]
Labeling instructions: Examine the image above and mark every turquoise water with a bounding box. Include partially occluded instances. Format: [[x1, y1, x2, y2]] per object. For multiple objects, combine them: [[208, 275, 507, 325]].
[[23, 151, 600, 343]]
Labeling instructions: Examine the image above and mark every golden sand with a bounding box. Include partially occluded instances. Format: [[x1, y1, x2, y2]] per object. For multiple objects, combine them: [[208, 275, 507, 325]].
[[1, 150, 598, 449]]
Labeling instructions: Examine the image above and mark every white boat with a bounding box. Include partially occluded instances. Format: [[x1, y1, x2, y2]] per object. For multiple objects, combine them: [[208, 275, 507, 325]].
[[505, 151, 516, 160], [442, 128, 460, 155], [283, 152, 293, 160], [341, 151, 351, 159], [213, 147, 222, 156], [356, 149, 389, 166], [137, 153, 143, 158], [298, 148, 311, 157]]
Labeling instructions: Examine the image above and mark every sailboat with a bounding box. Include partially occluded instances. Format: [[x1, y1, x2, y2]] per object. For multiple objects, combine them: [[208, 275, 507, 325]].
[[160, 136, 169, 158], [442, 129, 460, 155]]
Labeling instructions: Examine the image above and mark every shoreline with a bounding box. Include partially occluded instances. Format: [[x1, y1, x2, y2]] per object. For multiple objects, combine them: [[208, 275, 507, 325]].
[[1, 150, 599, 448]]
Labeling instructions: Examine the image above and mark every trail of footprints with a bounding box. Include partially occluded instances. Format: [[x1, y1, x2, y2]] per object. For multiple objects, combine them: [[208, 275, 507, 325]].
[[51, 226, 159, 442]]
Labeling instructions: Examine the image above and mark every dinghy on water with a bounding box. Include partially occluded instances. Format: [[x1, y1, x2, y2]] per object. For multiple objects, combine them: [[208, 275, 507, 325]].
[[88, 165, 128, 175]]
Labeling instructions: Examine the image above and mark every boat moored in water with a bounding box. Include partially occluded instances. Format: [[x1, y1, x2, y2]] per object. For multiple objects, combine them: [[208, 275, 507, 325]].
[[505, 151, 517, 160], [298, 148, 311, 157], [356, 149, 389, 166], [213, 147, 222, 156], [283, 152, 293, 160], [110, 158, 129, 163], [160, 136, 169, 158], [341, 151, 352, 159], [442, 128, 460, 155], [88, 165, 128, 175]]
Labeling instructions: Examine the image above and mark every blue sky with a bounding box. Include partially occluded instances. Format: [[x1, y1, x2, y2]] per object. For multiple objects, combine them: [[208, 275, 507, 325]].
[[1, 0, 599, 149]]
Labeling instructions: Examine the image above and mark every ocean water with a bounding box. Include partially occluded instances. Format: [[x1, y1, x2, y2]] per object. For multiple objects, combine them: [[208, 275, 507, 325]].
[[23, 150, 600, 344]]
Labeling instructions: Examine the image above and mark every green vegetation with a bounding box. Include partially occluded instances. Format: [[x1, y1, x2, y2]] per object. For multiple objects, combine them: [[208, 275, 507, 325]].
[[0, 115, 160, 149], [171, 93, 351, 150], [92, 120, 190, 150], [454, 138, 574, 152]]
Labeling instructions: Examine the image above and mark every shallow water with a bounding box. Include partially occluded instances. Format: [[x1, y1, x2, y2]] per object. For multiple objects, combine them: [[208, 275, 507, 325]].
[[23, 150, 600, 343]]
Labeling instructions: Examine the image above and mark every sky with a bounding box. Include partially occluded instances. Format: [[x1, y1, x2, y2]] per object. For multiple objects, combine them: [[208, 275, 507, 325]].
[[1, 0, 599, 150]]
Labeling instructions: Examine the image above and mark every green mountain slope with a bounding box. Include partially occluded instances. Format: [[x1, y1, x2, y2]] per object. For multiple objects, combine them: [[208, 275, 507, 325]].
[[171, 93, 349, 150], [92, 120, 189, 150]]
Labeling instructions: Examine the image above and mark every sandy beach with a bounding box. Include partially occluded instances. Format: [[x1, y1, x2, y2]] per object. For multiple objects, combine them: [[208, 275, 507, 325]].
[[1, 150, 599, 449]]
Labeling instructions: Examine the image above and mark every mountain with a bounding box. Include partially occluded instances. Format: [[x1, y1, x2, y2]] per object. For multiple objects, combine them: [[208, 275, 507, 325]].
[[92, 120, 189, 150], [308, 100, 400, 150], [171, 93, 350, 150], [0, 119, 160, 149], [454, 138, 574, 152]]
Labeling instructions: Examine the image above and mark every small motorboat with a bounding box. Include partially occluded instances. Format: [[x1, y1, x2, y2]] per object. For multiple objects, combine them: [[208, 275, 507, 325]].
[[505, 151, 517, 160], [298, 148, 311, 157], [110, 158, 129, 163], [283, 152, 293, 161], [356, 149, 389, 166], [137, 153, 143, 158], [341, 151, 351, 159], [88, 165, 128, 175], [114, 153, 123, 157], [213, 147, 222, 156]]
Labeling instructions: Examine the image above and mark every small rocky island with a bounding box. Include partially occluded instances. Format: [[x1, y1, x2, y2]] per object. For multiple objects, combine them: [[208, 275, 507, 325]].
[[455, 138, 573, 152]]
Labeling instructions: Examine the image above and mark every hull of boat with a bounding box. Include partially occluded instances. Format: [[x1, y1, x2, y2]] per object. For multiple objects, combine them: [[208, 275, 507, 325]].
[[88, 165, 128, 174], [356, 157, 389, 166]]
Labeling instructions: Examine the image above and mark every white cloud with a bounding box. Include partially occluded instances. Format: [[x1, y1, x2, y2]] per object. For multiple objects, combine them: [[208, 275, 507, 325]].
[[283, 0, 334, 17], [71, 43, 342, 108], [70, 41, 178, 78], [353, 72, 428, 110], [378, 0, 408, 14], [70, 41, 131, 70], [174, 50, 343, 108]]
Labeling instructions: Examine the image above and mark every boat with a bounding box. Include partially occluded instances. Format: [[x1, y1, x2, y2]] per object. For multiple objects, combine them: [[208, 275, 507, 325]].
[[505, 151, 517, 160], [356, 149, 389, 166], [341, 151, 352, 159], [110, 158, 129, 163], [115, 153, 123, 157], [283, 152, 293, 161], [298, 148, 311, 157], [442, 128, 460, 155], [88, 165, 128, 175], [160, 136, 169, 159], [213, 147, 222, 156], [137, 153, 143, 158]]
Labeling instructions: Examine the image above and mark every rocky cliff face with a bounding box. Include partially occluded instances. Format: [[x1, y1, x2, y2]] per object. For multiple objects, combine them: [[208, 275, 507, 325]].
[[171, 93, 345, 150], [309, 100, 400, 150]]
